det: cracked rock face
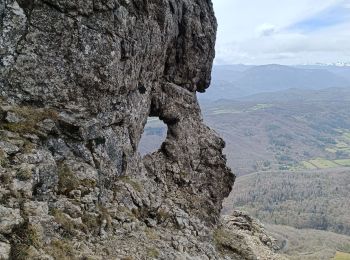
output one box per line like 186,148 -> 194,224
0,0 -> 281,259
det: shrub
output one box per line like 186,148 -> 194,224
58,163 -> 80,195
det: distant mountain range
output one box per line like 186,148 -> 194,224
240,87 -> 350,103
200,64 -> 350,101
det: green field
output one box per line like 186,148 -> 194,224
343,131 -> 350,142
298,129 -> 350,170
208,103 -> 274,115
300,158 -> 350,170
326,148 -> 338,153
334,159 -> 350,167
246,103 -> 274,112
301,161 -> 318,170
333,251 -> 350,260
325,130 -> 350,156
308,158 -> 339,169
210,108 -> 241,115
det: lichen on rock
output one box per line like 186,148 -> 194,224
0,0 -> 282,259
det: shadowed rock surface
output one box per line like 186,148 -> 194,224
1,0 -> 281,259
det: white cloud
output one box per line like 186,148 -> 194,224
212,0 -> 349,64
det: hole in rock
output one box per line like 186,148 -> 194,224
139,117 -> 167,155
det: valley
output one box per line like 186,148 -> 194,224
139,65 -> 350,259
202,95 -> 350,175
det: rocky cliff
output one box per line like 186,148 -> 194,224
0,0 -> 282,259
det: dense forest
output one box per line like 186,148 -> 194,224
225,169 -> 350,235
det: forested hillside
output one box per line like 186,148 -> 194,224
224,168 -> 350,235
266,224 -> 350,260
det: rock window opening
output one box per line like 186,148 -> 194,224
138,117 -> 167,155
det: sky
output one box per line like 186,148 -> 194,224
212,0 -> 350,65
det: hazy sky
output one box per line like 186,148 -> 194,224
212,0 -> 350,65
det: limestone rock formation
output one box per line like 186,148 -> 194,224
0,0 -> 282,259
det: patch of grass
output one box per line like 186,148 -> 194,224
333,251 -> 350,260
53,209 -> 76,235
46,239 -> 77,260
10,222 -> 43,260
58,162 -> 97,195
0,148 -> 9,167
145,227 -> 159,240
25,224 -> 42,248
213,228 -> 235,253
118,176 -> 142,192
81,212 -> 99,233
213,228 -> 249,256
23,140 -> 35,153
147,247 -> 160,258
52,209 -> 84,237
16,166 -> 32,181
1,106 -> 57,135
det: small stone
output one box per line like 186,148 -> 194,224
10,179 -> 33,198
0,206 -> 23,234
37,119 -> 56,133
23,201 -> 49,217
22,134 -> 40,143
47,138 -> 72,160
100,219 -> 108,238
0,141 -> 20,155
145,218 -> 157,228
175,217 -> 189,229
69,189 -> 82,200
0,241 -> 11,260
54,199 -> 82,218
5,111 -> 22,123
0,130 -> 19,139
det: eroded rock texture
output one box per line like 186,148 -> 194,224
0,0 -> 282,259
